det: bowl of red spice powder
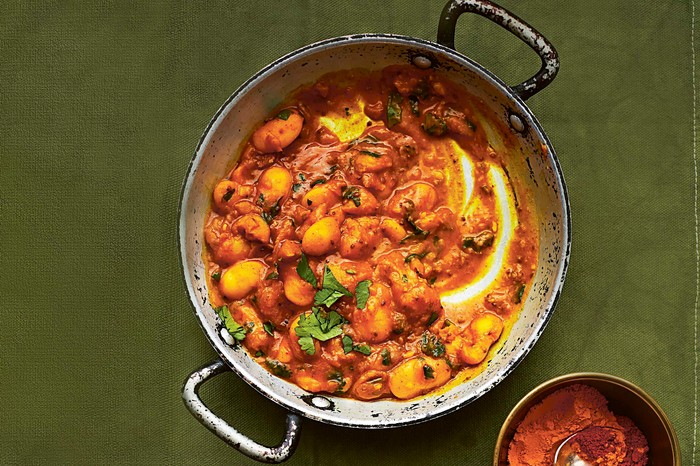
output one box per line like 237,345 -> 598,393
493,373 -> 680,466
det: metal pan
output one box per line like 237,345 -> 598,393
179,0 -> 570,462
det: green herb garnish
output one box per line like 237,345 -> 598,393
387,91 -> 402,128
222,188 -> 235,202
405,251 -> 429,264
277,109 -> 292,120
296,253 -> 318,287
514,283 -> 526,304
462,230 -> 495,252
422,112 -> 447,136
215,306 -> 247,342
381,348 -> 391,366
310,178 -> 326,187
263,321 -> 275,336
295,308 -> 347,355
328,370 -> 346,392
421,332 -> 445,358
342,186 -> 362,207
266,271 -> 279,280
342,335 -> 371,355
314,266 -> 353,307
409,95 -> 420,116
211,272 -> 221,281
292,183 -> 303,193
261,197 -> 282,224
423,364 -> 435,379
359,150 -> 381,158
427,312 -> 439,326
266,359 -> 292,378
255,350 -> 265,357
355,279 -> 372,309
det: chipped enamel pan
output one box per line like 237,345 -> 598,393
179,0 -> 569,462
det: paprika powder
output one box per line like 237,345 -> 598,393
507,384 -> 649,465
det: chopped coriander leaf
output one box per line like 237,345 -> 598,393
355,279 -> 372,309
422,112 -> 447,136
342,335 -> 371,355
409,95 -> 420,116
421,332 -> 446,357
294,308 -> 347,355
214,306 -> 247,342
423,364 -> 435,379
401,274 -> 408,283
314,288 -> 347,307
255,350 -> 265,357
296,253 -> 317,287
318,266 -> 352,298
313,266 -> 352,307
462,230 -> 495,252
400,201 -> 430,243
345,269 -> 356,275
359,150 -> 381,158
310,178 -> 326,187
342,335 -> 353,354
277,109 -> 292,120
414,80 -> 429,99
428,276 -> 437,285
292,183 -> 303,193
257,193 -> 265,206
299,173 -> 306,181
211,272 -> 221,281
266,359 -> 292,378
222,189 -> 235,202
328,370 -> 346,392
298,336 -> 316,355
328,164 -> 339,174
261,198 -> 283,224
381,348 -> 391,366
342,186 -> 362,207
387,91 -> 403,128
266,271 -> 279,280
513,283 -> 526,304
263,321 -> 275,336
405,251 -> 429,264
427,312 -> 439,326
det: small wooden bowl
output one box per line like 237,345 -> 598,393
493,373 -> 680,465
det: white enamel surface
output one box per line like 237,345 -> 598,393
180,35 -> 569,428
441,166 -> 516,305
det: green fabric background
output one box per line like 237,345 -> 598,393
1,0 -> 698,464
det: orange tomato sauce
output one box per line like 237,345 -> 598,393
203,65 -> 538,400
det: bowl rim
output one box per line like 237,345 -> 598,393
492,372 -> 681,465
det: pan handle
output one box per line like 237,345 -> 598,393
182,360 -> 303,464
437,0 -> 559,100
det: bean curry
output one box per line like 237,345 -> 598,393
203,65 -> 538,400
